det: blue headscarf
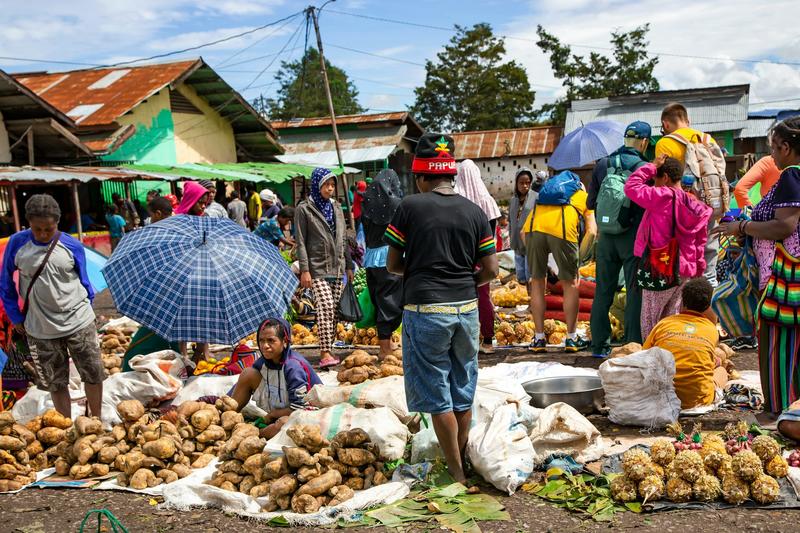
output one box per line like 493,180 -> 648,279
310,167 -> 336,231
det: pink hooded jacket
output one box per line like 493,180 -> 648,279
175,181 -> 209,215
624,163 -> 713,278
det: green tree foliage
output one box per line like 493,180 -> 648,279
410,23 -> 536,132
266,47 -> 365,120
535,24 -> 659,124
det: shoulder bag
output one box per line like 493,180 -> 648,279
636,195 -> 680,291
21,232 -> 62,317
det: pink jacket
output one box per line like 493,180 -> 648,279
624,163 -> 713,278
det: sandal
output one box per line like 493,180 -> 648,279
319,356 -> 340,369
479,344 -> 495,354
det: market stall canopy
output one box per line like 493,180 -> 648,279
276,145 -> 396,167
0,165 -> 139,184
120,162 -> 358,183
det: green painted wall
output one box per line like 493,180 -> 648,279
101,108 -> 177,164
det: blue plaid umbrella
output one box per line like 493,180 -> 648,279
548,120 -> 626,170
102,216 -> 297,344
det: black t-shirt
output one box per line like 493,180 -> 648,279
362,217 -> 387,250
385,192 -> 495,305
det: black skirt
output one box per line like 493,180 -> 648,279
366,267 -> 403,339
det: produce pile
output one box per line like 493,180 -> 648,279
491,282 -> 529,308
494,319 -> 590,346
611,422 -> 787,506
99,325 -> 137,376
206,424 -> 388,513
0,411 -> 68,491
337,350 -> 403,385
352,268 -> 367,296
292,324 -> 320,346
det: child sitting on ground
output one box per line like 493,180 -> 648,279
230,317 -> 321,438
643,277 -> 727,409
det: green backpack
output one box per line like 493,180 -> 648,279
596,155 -> 638,235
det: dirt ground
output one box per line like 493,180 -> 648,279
1,290 -> 794,532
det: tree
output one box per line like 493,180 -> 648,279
535,24 -> 660,124
410,23 -> 536,132
265,47 -> 365,120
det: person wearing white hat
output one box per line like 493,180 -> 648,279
259,189 -> 282,220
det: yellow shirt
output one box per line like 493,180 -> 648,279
655,127 -> 717,164
248,192 -> 262,222
521,189 -> 592,243
643,311 -> 718,409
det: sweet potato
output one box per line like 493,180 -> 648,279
373,470 -> 388,486
69,464 -> 93,480
35,427 -> 65,447
296,469 -> 342,497
286,425 -> 328,453
130,468 -> 158,490
319,457 -> 348,476
25,440 -> 43,458
221,411 -> 244,432
342,351 -> 377,369
269,474 -> 298,498
263,457 -> 289,480
176,401 -> 208,419
316,495 -> 331,507
14,450 -> 29,464
157,469 -> 178,484
337,367 -> 369,384
345,476 -> 364,490
283,446 -> 316,468
329,484 -> 354,506
31,453 -> 48,471
75,442 -> 96,465
220,460 -> 245,474
142,437 -> 177,460
117,451 -> 145,477
243,453 -> 268,477
116,400 -> 146,423
219,480 -> 237,492
330,429 -> 370,450
215,396 -> 238,413
234,436 -> 266,461
115,440 -> 131,454
191,453 -> 215,469
0,436 -> 25,452
25,417 -> 43,434
12,424 -> 36,446
336,448 -> 376,467
239,475 -> 256,494
191,409 -> 220,432
97,446 -> 120,465
90,435 -> 117,454
92,464 -> 110,477
383,355 -> 402,367
0,479 -> 23,492
0,413 -> 15,430
250,482 -> 271,498
181,440 -> 196,455
170,463 -> 192,479
197,425 -> 225,444
54,458 -> 70,476
141,456 -> 166,470
75,416 -> 103,436
291,493 -> 321,514
380,364 -> 403,378
297,463 -> 324,483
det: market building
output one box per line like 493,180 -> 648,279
450,126 -> 563,199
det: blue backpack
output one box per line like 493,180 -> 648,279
536,170 -> 582,206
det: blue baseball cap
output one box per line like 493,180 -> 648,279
624,121 -> 652,139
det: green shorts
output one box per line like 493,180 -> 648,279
526,231 -> 579,281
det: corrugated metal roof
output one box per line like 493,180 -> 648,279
565,84 -> 750,135
740,117 -> 776,139
0,166 -> 139,183
450,126 -> 562,160
15,60 -> 198,127
276,145 -> 396,166
273,112 -> 407,129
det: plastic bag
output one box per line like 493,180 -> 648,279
598,347 -> 681,428
306,376 -> 410,423
337,281 -> 363,323
529,402 -> 607,466
355,286 -> 376,328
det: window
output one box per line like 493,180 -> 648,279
170,90 -> 203,114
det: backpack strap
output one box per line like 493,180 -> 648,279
665,133 -> 689,146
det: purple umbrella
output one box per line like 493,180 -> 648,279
548,120 -> 626,170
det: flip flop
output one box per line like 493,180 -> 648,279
479,345 -> 496,354
319,356 -> 340,369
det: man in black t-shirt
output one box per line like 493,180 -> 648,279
385,133 -> 498,486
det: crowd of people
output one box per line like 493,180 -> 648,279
3,102 -> 800,485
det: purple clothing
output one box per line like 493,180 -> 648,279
752,166 -> 800,289
624,163 -> 713,278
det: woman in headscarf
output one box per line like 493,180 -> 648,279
361,170 -> 404,358
295,168 -> 354,368
508,168 -> 541,292
456,159 -> 501,354
175,181 -> 209,216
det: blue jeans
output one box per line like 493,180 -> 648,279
402,307 -> 479,414
515,253 -> 530,283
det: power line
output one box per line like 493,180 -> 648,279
0,56 -> 99,67
325,43 -> 426,67
216,13 -> 303,68
325,8 -> 800,68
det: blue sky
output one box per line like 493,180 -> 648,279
2,0 -> 800,116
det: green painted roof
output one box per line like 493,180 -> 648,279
121,162 -> 347,184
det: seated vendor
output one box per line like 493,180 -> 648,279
643,278 -> 725,409
778,400 -> 800,442
231,317 -> 321,439
254,207 -> 296,249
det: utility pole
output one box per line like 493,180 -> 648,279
308,3 -> 354,228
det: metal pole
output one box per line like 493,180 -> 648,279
309,5 -> 353,227
26,129 -> 34,166
71,182 -> 83,242
9,185 -> 20,232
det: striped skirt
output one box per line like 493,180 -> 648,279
759,321 -> 800,413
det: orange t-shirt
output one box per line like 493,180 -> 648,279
643,311 -> 718,409
734,155 -> 781,207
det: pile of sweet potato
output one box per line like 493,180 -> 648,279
99,325 -> 136,376
336,350 -> 403,385
173,396 -> 244,468
0,409 -> 72,479
206,424 -> 389,514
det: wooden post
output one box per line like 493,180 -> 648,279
26,129 -> 34,166
309,6 -> 353,228
71,182 -> 83,242
9,184 -> 20,232
124,181 -> 131,201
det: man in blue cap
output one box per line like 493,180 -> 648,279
586,120 -> 651,358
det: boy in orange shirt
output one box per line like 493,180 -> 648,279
643,277 -> 725,409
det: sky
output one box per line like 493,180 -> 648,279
2,0 -> 799,119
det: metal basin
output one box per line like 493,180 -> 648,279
522,375 -> 604,415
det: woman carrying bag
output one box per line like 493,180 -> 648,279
715,117 -> 800,414
295,168 -> 354,368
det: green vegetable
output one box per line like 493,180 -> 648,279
353,268 -> 367,296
